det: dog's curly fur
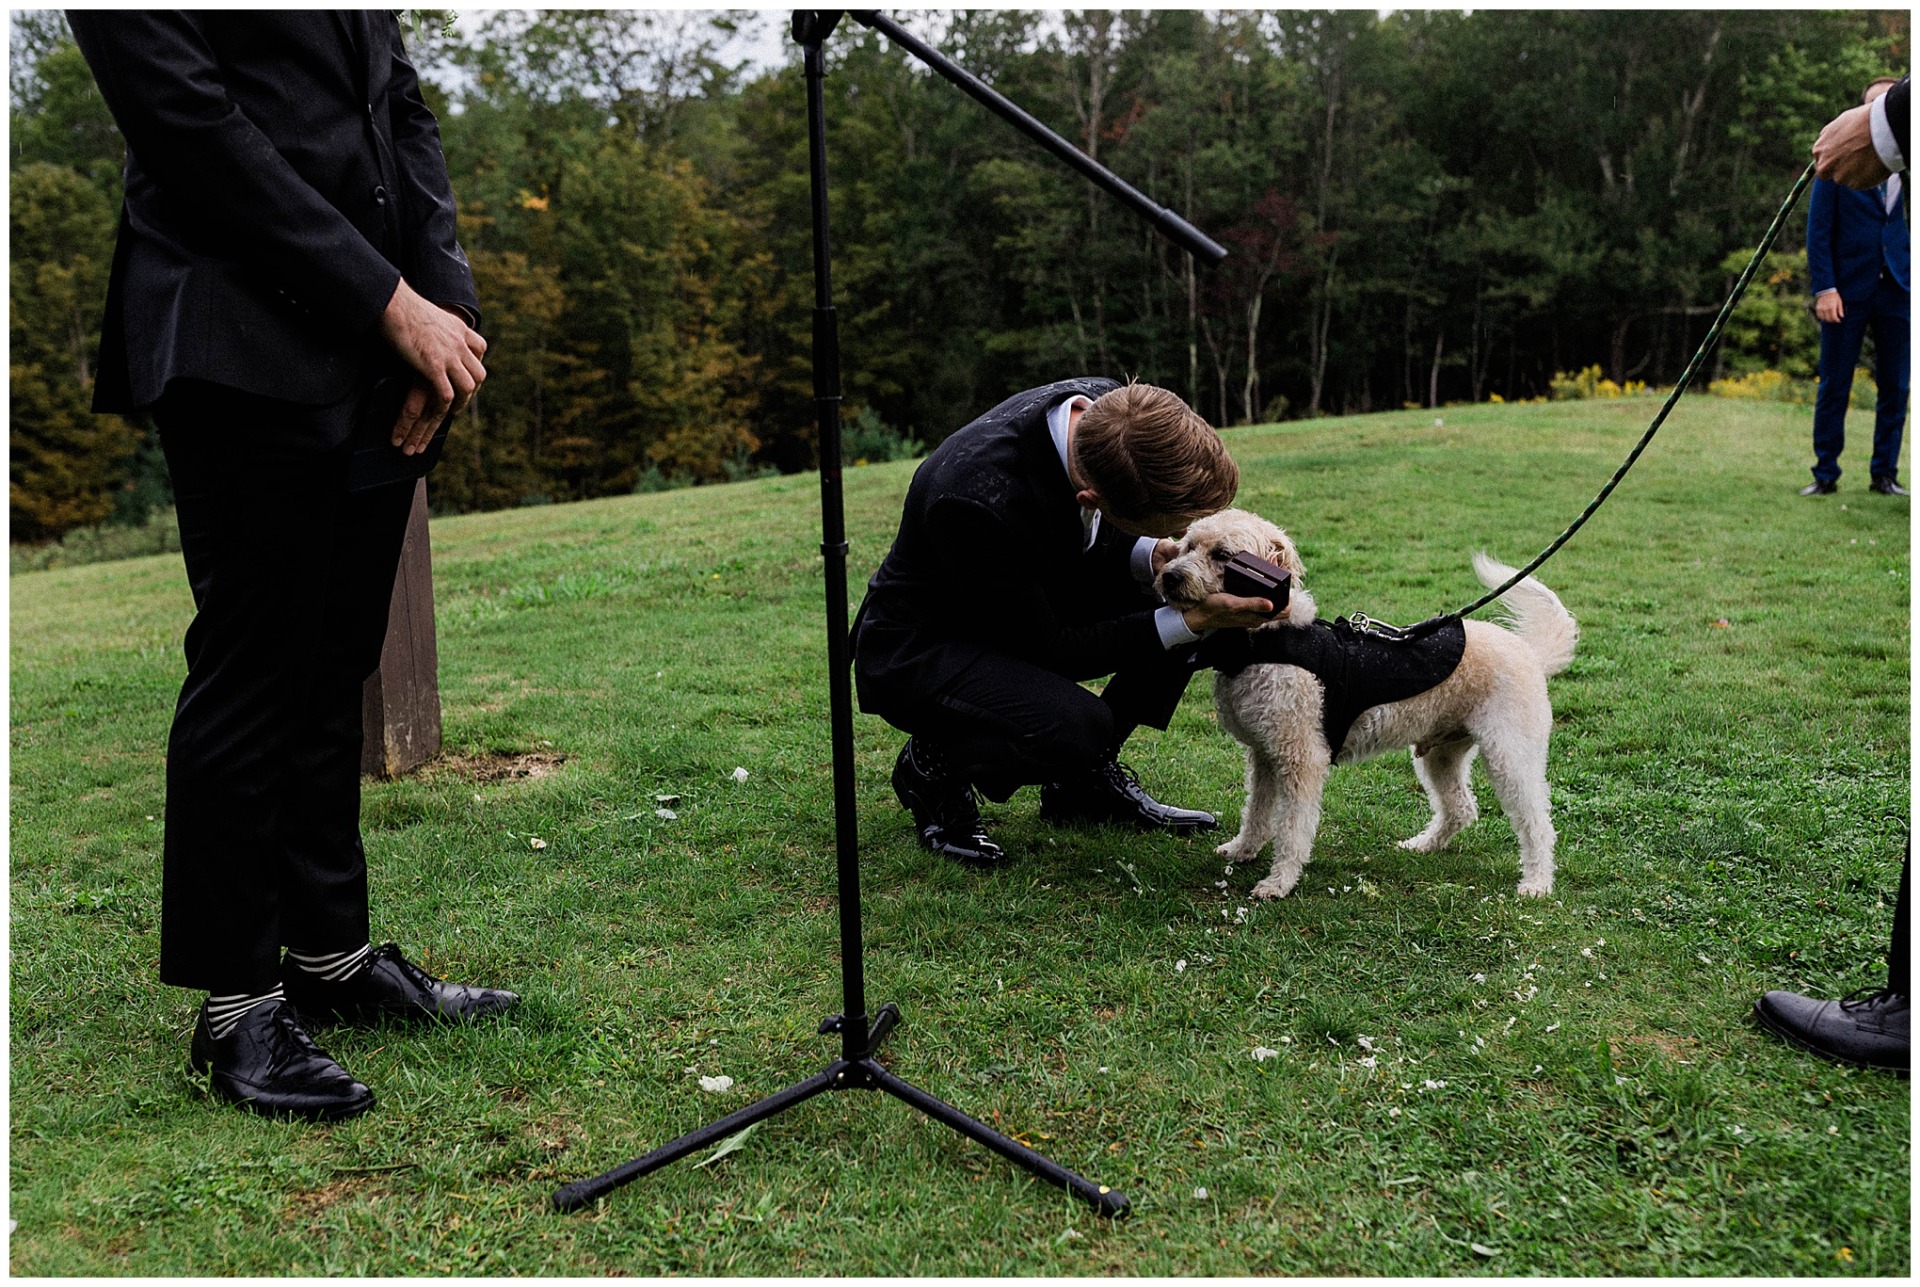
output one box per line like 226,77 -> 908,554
1158,509 -> 1579,900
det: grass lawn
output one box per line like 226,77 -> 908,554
9,395 -> 1910,1275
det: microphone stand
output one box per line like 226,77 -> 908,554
554,8 -> 1226,1222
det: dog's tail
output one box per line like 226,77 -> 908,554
1472,553 -> 1578,677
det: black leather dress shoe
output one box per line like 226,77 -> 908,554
1753,987 -> 1909,1076
891,738 -> 1008,867
1039,761 -> 1218,834
1869,476 -> 1909,496
1798,479 -> 1838,495
284,943 -> 520,1025
189,999 -> 375,1121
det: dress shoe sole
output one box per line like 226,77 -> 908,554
288,999 -> 520,1027
1750,1000 -> 1911,1077
1040,809 -> 1219,835
190,1062 -> 379,1121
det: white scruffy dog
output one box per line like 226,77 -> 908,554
1158,509 -> 1579,900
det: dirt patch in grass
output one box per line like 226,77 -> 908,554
429,751 -> 568,783
284,1174 -> 396,1222
1612,1033 -> 1703,1063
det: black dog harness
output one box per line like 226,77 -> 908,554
1200,618 -> 1468,756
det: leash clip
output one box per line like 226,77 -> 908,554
1341,611 -> 1416,642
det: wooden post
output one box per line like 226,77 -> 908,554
361,478 -> 441,778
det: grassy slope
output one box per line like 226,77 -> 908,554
9,397 -> 1909,1275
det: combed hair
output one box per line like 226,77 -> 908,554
1071,382 -> 1238,526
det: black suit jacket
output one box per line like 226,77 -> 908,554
852,378 -> 1171,725
69,11 -> 479,412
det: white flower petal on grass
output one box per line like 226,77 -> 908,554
1175,960 -> 1187,973
1359,1056 -> 1378,1069
1545,1022 -> 1560,1033
1193,1187 -> 1209,1200
529,837 -> 548,850
655,793 -> 681,806
1357,1036 -> 1376,1051
1389,1107 -> 1401,1118
655,808 -> 678,820
731,767 -> 750,783
699,1075 -> 734,1093
1251,1046 -> 1280,1062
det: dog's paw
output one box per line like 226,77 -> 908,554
1516,879 -> 1554,898
1215,838 -> 1257,862
1250,874 -> 1296,901
1397,833 -> 1441,854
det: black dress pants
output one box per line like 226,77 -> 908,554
898,645 -> 1199,802
152,379 -> 416,994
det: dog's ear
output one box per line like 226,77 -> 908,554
1264,525 -> 1305,581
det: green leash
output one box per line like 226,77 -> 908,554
1354,161 -> 1819,642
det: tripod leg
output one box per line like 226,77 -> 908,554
553,1064 -> 844,1212
864,1060 -> 1131,1219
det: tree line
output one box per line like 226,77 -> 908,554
9,8 -> 1905,542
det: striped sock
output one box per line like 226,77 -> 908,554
205,986 -> 285,1040
287,943 -> 372,983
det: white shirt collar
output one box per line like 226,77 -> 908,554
1047,395 -> 1099,550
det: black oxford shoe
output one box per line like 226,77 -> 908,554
1753,987 -> 1909,1076
1869,476 -> 1909,496
891,739 -> 1008,867
1039,761 -> 1218,834
284,943 -> 520,1025
189,999 -> 375,1121
1798,479 -> 1838,495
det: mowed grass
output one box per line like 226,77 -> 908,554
9,396 -> 1909,1275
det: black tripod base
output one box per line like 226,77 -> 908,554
552,1026 -> 1130,1218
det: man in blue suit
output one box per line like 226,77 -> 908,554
1802,77 -> 1910,496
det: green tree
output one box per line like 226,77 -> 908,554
10,162 -> 139,540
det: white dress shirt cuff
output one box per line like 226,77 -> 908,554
1130,536 -> 1158,586
1155,605 -> 1200,649
1870,90 -> 1906,174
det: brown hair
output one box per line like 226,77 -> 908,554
1071,382 -> 1238,527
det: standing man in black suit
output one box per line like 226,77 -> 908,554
853,380 -> 1279,865
70,12 -> 519,1121
1752,75 -> 1911,1075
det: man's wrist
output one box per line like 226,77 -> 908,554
1156,605 -> 1202,649
1130,536 -> 1158,588
1870,90 -> 1907,174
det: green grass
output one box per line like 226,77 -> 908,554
9,396 -> 1909,1275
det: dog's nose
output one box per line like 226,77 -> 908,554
1161,567 -> 1187,598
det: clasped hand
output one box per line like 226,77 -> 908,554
379,279 -> 489,454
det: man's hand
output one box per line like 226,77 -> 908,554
1814,290 -> 1846,324
1150,538 -> 1179,576
380,279 -> 488,454
1812,102 -> 1893,188
1183,592 -> 1283,633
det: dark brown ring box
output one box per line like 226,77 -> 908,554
1222,551 -> 1291,614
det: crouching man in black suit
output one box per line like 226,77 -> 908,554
70,11 -> 518,1122
853,380 -> 1278,865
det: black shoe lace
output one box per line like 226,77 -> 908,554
1838,985 -> 1904,1012
263,1003 -> 327,1066
1104,760 -> 1146,796
375,944 -> 444,994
